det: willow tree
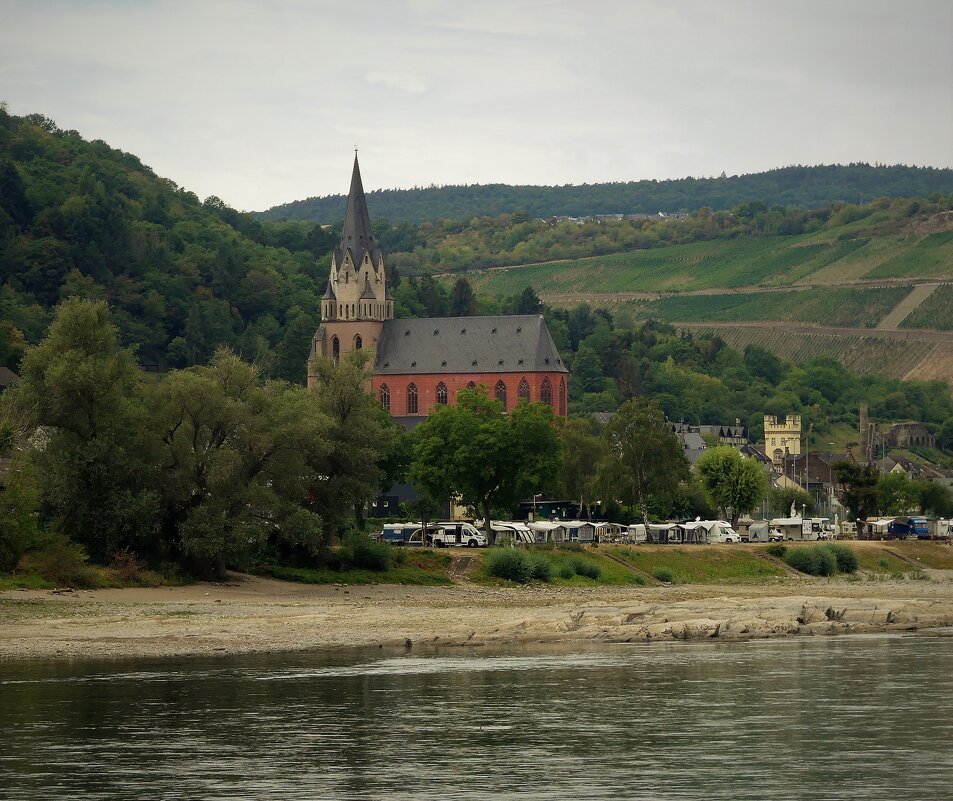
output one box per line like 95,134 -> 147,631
598,397 -> 688,525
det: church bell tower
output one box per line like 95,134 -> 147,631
308,155 -> 393,385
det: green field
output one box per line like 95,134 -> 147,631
461,233 -> 953,297
631,286 -> 909,328
606,546 -> 785,583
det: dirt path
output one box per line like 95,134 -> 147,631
877,283 -> 940,329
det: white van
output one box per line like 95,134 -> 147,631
431,522 -> 487,548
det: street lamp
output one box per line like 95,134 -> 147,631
531,493 -> 543,521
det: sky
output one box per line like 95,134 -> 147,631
2,0 -> 952,212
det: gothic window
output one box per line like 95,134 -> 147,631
559,378 -> 567,417
495,380 -> 507,410
407,383 -> 418,415
380,384 -> 390,411
331,336 -> 340,363
354,334 -> 363,350
436,382 -> 448,405
518,377 -> 530,402
541,377 -> 552,406
466,381 -> 476,390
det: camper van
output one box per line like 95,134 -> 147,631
887,517 -> 929,540
431,522 -> 487,548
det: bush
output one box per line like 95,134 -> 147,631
557,562 -> 576,580
784,546 -> 837,577
824,544 -> 858,573
28,538 -> 99,588
653,568 -> 674,583
340,531 -> 395,572
570,557 -> 602,580
527,554 -> 553,582
484,548 -> 531,583
766,543 -> 787,558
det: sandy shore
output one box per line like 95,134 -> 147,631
4,571 -> 953,662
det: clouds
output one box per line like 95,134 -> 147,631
1,0 -> 951,211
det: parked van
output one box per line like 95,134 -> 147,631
431,522 -> 487,548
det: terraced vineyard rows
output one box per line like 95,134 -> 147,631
630,286 -> 909,328
687,326 -> 937,379
462,233 -> 953,297
867,232 -> 953,279
900,284 -> 953,330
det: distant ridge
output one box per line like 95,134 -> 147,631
254,164 -> 953,224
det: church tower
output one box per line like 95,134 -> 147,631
308,155 -> 394,386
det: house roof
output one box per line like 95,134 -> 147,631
374,315 -> 569,375
0,367 -> 19,387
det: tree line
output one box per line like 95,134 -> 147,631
255,164 -> 953,224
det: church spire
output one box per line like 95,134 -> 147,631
339,153 -> 375,268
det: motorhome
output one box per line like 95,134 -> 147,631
770,517 -> 814,541
431,522 -> 487,548
703,521 -> 742,544
381,522 -> 428,546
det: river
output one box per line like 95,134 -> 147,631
2,635 -> 952,800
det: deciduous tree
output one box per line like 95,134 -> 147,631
695,446 -> 768,528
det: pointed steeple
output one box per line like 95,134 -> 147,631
339,153 -> 375,268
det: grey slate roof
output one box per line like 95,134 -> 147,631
322,280 -> 336,300
374,315 -> 568,375
360,274 -> 377,299
334,155 -> 379,268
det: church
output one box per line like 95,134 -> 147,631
307,156 -> 569,421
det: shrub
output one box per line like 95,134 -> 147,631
784,546 -> 836,577
653,568 -> 674,583
527,554 -> 553,582
340,531 -> 395,572
571,557 -> 601,580
823,544 -> 858,574
766,543 -> 787,558
557,562 -> 576,580
633,574 -> 647,586
29,538 -> 99,588
484,548 -> 531,583
878,558 -> 891,571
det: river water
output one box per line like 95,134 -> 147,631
2,635 -> 953,800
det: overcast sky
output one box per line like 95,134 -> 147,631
3,0 -> 952,211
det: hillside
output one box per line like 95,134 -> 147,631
0,108 -> 336,381
255,164 -> 953,224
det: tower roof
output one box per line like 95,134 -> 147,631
322,280 -> 336,300
360,273 -> 377,299
337,154 -> 376,267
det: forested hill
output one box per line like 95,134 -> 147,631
0,108 -> 336,381
256,164 -> 953,224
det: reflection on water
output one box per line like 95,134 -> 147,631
2,636 -> 953,800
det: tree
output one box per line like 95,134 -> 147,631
877,471 -> 919,515
515,286 -> 542,315
833,461 -> 880,522
597,397 -> 689,525
0,453 -> 41,572
449,276 -> 477,317
916,480 -> 953,517
410,388 -> 561,541
307,350 -> 399,535
149,348 -> 328,577
10,298 -> 160,561
570,345 -> 606,394
695,446 -> 768,528
559,418 -> 608,509
768,486 -> 814,517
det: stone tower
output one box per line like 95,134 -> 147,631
308,155 -> 394,386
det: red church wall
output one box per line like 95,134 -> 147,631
371,372 -> 568,419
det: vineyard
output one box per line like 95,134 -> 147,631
462,231 -> 953,298
685,326 -> 938,379
632,286 -> 910,328
901,284 -> 953,330
866,232 -> 953,279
